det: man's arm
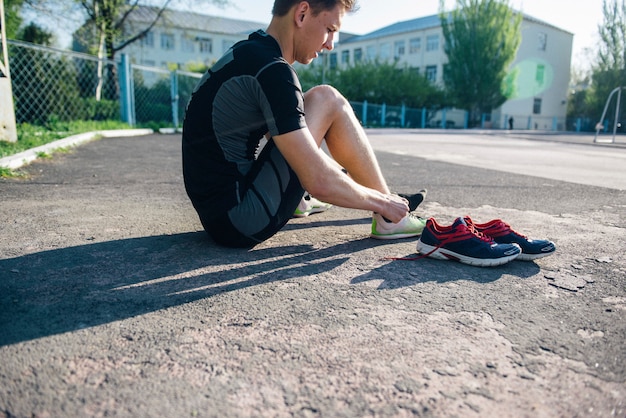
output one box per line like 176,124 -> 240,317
273,128 -> 410,223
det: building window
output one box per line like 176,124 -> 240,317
341,50 -> 350,65
354,48 -> 362,63
198,37 -> 213,53
160,33 -> 175,50
535,64 -> 545,86
409,37 -> 421,54
181,37 -> 194,53
379,43 -> 391,60
366,45 -> 377,61
329,52 -> 338,69
141,32 -> 154,48
426,34 -> 439,52
394,40 -> 406,58
538,32 -> 547,51
425,65 -> 437,82
533,98 -> 542,114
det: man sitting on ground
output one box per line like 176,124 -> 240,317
182,0 -> 425,247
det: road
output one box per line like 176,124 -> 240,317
0,130 -> 624,417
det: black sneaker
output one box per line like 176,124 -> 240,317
463,216 -> 556,261
416,217 -> 521,267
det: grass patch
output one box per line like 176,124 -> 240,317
0,165 -> 28,178
0,166 -> 16,178
0,120 -> 131,159
36,151 -> 51,159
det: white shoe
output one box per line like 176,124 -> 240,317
370,212 -> 426,240
293,194 -> 332,218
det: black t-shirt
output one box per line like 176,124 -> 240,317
182,30 -> 307,216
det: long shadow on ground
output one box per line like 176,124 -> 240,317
0,218 -> 541,346
0,230 -> 347,346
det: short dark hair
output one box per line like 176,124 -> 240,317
272,0 -> 358,17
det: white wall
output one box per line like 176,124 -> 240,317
121,23 -> 246,69
332,15 -> 573,128
495,20 -> 573,129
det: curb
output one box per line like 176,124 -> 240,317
0,129 -> 154,170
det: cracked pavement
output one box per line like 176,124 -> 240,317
1,131 -> 624,417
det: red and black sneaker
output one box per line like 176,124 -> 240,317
463,217 -> 556,261
416,217 -> 521,267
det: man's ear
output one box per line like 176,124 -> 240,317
294,1 -> 309,26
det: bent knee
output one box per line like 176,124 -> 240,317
304,85 -> 348,110
305,84 -> 341,97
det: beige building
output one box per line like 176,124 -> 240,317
329,13 -> 573,129
120,6 -> 265,70
118,7 -> 573,130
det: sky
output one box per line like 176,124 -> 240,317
38,0 -> 605,71
199,0 -> 605,70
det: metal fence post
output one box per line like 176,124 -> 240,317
170,69 -> 179,128
421,108 -> 426,128
119,54 -> 135,126
362,100 -> 367,127
381,103 -> 386,127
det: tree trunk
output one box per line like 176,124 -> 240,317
95,27 -> 105,101
104,34 -> 120,101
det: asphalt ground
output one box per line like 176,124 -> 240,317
0,130 -> 624,417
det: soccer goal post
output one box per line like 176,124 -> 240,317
594,86 -> 624,144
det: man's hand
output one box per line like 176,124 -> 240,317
379,194 -> 410,224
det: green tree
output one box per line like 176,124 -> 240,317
17,21 -> 54,45
439,0 -> 521,126
298,60 -> 446,108
587,0 -> 625,122
2,0 -> 23,39
567,67 -> 592,123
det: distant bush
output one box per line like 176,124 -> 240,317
82,98 -> 120,121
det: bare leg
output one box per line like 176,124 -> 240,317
302,86 -> 426,240
304,85 -> 390,194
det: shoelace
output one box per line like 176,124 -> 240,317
464,222 -> 497,243
384,222 -> 493,261
470,219 -> 528,240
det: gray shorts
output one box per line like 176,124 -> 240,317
200,139 -> 304,248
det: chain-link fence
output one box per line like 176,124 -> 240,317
126,63 -> 201,127
8,40 -> 120,125
6,40 -> 605,133
6,40 -> 202,129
